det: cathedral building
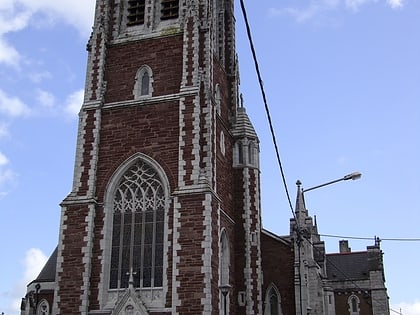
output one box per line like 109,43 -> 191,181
21,0 -> 389,314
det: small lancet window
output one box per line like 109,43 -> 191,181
161,0 -> 179,20
264,284 -> 282,315
348,295 -> 360,315
237,142 -> 243,164
134,65 -> 153,99
215,84 -> 221,115
141,71 -> 149,96
127,0 -> 145,26
248,142 -> 254,165
37,300 -> 49,315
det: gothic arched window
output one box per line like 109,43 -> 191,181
348,295 -> 360,315
264,284 -> 282,315
110,159 -> 165,289
215,84 -> 221,115
36,300 -> 49,315
134,66 -> 153,99
220,230 -> 230,314
220,230 -> 230,286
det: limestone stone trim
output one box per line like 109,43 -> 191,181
79,202 -> 97,315
72,111 -> 87,194
201,193 -> 213,314
241,167 -> 254,313
52,206 -> 68,314
172,197 -> 182,314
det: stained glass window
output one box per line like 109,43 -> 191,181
110,160 -> 165,289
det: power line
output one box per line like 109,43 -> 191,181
237,2 -> 401,315
238,0 -> 295,218
320,233 -> 420,242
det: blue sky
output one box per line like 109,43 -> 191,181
0,0 -> 419,314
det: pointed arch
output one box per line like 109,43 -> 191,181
134,65 -> 153,99
348,294 -> 360,315
36,299 -> 49,315
264,283 -> 283,315
219,228 -> 230,314
220,229 -> 230,286
100,153 -> 170,311
215,84 -> 221,115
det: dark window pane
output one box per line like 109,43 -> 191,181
143,267 -> 151,287
145,210 -> 154,223
112,223 -> 121,246
110,270 -> 118,289
161,0 -> 179,20
155,244 -> 163,267
141,72 -> 149,95
144,245 -> 152,268
121,268 -> 129,288
127,0 -> 145,26
154,266 -> 163,287
144,223 -> 153,244
110,248 -> 120,269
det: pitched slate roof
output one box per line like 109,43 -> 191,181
326,251 -> 369,281
231,107 -> 258,139
32,246 -> 57,283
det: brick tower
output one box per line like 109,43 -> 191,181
23,0 -> 262,314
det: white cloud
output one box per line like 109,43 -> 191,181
392,301 -> 420,315
28,70 -> 53,83
387,0 -> 403,9
0,151 -> 8,166
15,0 -> 95,37
270,0 -> 404,23
4,248 -> 48,315
0,0 -> 94,67
22,248 -> 48,282
0,6 -> 32,67
64,89 -> 83,117
0,151 -> 16,198
0,37 -> 21,67
345,0 -> 378,11
268,0 -> 340,23
36,88 -> 55,108
0,89 -> 31,117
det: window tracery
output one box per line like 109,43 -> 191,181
110,160 -> 165,289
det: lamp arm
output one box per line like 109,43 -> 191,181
302,178 -> 344,193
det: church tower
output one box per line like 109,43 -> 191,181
22,0 -> 262,314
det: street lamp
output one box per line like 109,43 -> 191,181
295,171 -> 361,315
219,284 -> 231,315
301,172 -> 361,193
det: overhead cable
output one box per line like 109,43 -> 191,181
238,0 -> 295,218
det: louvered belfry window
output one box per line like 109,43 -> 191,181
127,0 -> 146,26
110,160 -> 165,289
161,0 -> 179,20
